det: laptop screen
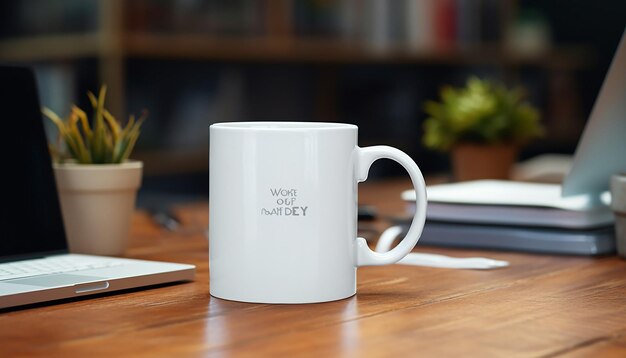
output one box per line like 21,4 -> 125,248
0,67 -> 68,261
562,28 -> 626,197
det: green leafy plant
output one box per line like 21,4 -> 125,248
43,85 -> 146,164
422,77 -> 543,151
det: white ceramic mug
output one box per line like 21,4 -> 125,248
209,122 -> 427,303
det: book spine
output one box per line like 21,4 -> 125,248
435,0 -> 458,50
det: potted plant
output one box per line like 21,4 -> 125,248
43,86 -> 146,256
423,77 -> 543,181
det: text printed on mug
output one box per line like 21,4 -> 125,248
261,188 -> 309,217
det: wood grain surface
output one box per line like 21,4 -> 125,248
1,178 -> 625,357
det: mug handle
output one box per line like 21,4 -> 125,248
355,146 -> 427,266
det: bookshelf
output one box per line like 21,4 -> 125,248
0,0 -> 595,175
0,32 -> 591,67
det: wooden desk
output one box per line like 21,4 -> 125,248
2,179 -> 626,357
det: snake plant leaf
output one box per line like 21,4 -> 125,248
43,107 -> 79,161
42,107 -> 65,130
87,91 -> 98,108
72,105 -> 92,140
90,115 -> 106,163
103,129 -> 115,163
68,110 -> 90,163
113,138 -> 129,163
90,86 -> 108,163
103,109 -> 121,142
116,114 -> 146,163
123,114 -> 136,133
120,128 -> 141,162
112,114 -> 135,163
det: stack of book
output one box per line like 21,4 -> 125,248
402,180 -> 615,255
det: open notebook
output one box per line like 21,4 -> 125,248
403,180 -> 613,229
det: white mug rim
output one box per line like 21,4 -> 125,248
210,121 -> 357,131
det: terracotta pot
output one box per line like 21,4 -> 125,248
451,143 -> 518,181
53,161 -> 143,256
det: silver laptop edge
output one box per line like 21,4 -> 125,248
562,27 -> 626,197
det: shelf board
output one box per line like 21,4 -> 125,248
0,32 -> 593,69
123,33 -> 593,68
0,33 -> 101,61
133,148 -> 208,175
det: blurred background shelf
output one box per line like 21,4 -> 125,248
0,33 -> 593,67
0,34 -> 101,61
124,35 -> 595,68
133,149 -> 208,175
1,0 -> 624,197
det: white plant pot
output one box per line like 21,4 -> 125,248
53,161 -> 143,256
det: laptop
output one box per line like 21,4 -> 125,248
398,28 -> 626,254
0,67 -> 195,309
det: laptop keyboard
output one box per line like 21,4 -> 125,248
0,256 -> 123,281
